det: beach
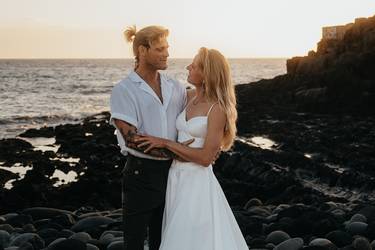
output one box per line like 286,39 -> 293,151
1,106 -> 375,249
1,15 -> 375,250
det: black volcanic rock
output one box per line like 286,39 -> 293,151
238,15 -> 375,115
19,127 -> 55,138
0,138 -> 33,160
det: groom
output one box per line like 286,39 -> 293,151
110,25 -> 188,250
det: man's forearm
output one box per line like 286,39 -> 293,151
135,145 -> 184,160
119,127 -> 135,141
133,144 -> 187,161
119,129 -> 176,159
116,122 -> 186,160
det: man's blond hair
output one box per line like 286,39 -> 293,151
124,25 -> 169,69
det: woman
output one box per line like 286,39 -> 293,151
135,47 -> 248,250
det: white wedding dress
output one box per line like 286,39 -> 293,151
159,103 -> 248,250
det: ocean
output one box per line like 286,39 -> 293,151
0,58 -> 286,138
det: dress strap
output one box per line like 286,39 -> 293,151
206,102 -> 218,117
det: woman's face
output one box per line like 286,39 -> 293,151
186,56 -> 204,87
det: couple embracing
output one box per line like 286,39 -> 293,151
110,25 -> 248,250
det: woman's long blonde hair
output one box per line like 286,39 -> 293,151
123,25 -> 169,69
196,47 -> 237,151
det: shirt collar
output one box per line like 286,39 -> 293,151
128,70 -> 173,108
128,70 -> 143,83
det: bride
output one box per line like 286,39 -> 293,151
135,47 -> 248,250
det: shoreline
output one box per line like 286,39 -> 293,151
1,108 -> 375,249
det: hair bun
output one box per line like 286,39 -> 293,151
124,25 -> 137,43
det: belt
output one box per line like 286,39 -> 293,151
125,154 -> 173,173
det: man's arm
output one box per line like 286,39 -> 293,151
113,119 -> 138,148
113,118 -> 180,158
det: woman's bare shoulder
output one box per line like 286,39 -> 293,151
208,103 -> 226,121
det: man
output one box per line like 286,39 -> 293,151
110,25 -> 188,250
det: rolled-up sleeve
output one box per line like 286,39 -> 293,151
110,84 -> 138,128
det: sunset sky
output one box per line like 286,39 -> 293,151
1,0 -> 374,58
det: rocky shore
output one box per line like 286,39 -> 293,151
236,15 -> 375,115
1,15 -> 375,250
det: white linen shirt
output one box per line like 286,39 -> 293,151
110,71 -> 187,160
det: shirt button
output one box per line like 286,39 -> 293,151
134,170 -> 139,175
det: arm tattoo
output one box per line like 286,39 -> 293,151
124,129 -> 137,142
119,127 -> 137,149
118,126 -> 186,160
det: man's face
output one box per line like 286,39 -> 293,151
143,37 -> 169,70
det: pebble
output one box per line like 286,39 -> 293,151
350,214 -> 367,223
266,230 -> 290,245
345,222 -> 368,236
352,237 -> 371,250
274,237 -> 304,250
71,216 -> 115,232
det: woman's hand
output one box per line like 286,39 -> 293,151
135,135 -> 170,153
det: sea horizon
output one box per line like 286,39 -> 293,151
0,57 -> 289,60
0,58 -> 287,138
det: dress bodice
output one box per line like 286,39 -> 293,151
176,109 -> 208,148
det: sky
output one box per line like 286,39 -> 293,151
0,0 -> 374,58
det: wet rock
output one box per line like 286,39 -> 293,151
0,225 -> 14,234
18,127 -> 55,138
346,222 -> 368,236
234,212 -> 264,236
0,139 -> 32,159
244,198 -> 263,210
107,241 -> 124,250
22,224 -> 36,233
8,233 -> 44,249
69,232 -> 92,243
365,222 -> 375,241
5,215 -> 33,228
0,230 -> 10,248
358,206 -> 375,223
57,229 -> 74,239
22,207 -> 73,221
86,243 -> 100,250
47,238 -> 86,250
309,238 -> 337,250
352,237 -> 371,250
325,230 -> 352,248
37,228 -> 59,240
274,237 -> 304,250
350,214 -> 367,223
266,230 -> 291,245
248,237 -> 266,248
50,214 -> 76,228
71,216 -> 115,232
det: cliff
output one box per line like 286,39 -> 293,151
237,15 -> 375,114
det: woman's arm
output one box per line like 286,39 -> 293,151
136,104 -> 226,167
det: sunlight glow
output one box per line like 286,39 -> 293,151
1,0 -> 374,58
